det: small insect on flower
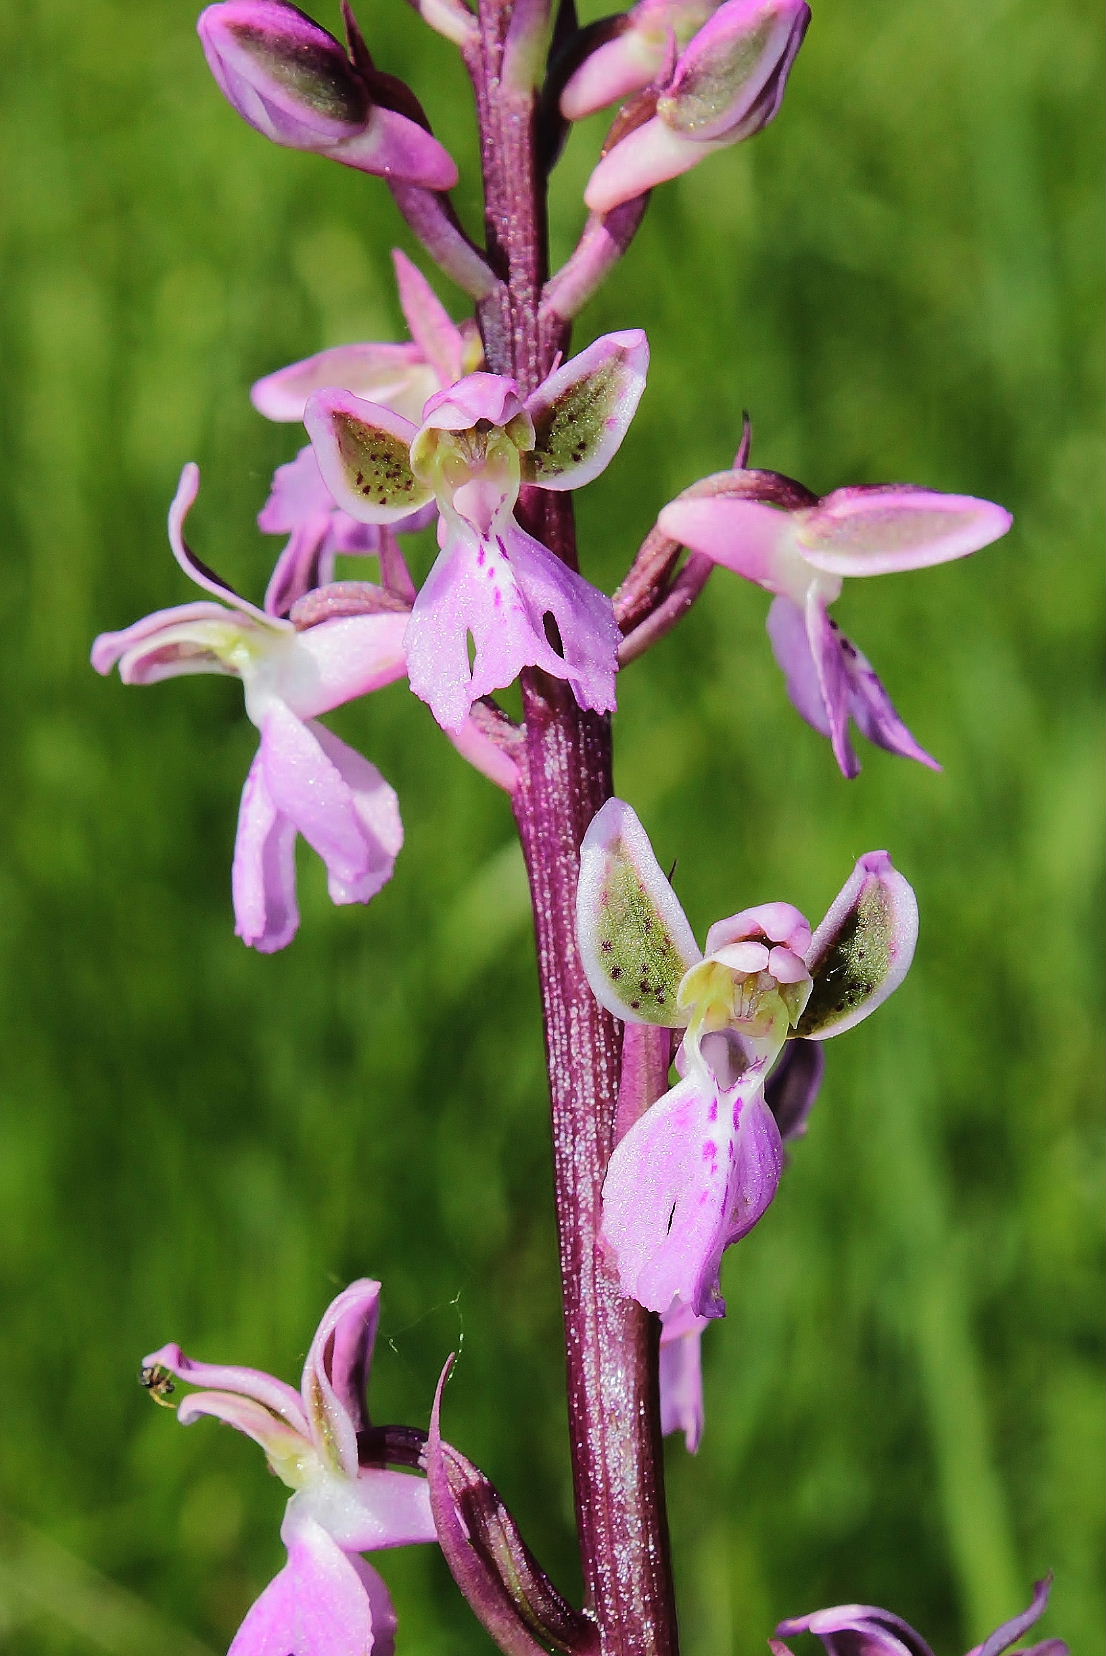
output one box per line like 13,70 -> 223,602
138,1364 -> 177,1407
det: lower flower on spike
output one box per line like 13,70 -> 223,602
773,1573 -> 1069,1656
577,799 -> 918,1319
142,1281 -> 438,1656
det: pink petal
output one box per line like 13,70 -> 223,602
421,372 -> 526,432
659,494 -> 803,595
704,900 -> 811,957
280,612 -> 407,720
504,526 -> 621,716
521,330 -> 650,491
404,522 -> 618,732
584,116 -> 721,214
601,1069 -> 784,1317
659,1300 -> 709,1452
328,104 -> 459,191
764,594 -> 833,737
660,0 -> 811,144
840,629 -> 941,771
392,249 -> 467,386
296,1470 -> 437,1553
802,588 -> 859,778
174,1389 -> 310,1467
227,1511 -> 387,1656
168,462 -> 270,621
91,602 -> 252,684
560,29 -> 668,120
776,1603 -> 937,1656
233,748 -> 301,952
258,707 -> 401,905
301,1281 -> 381,1476
143,1340 -> 308,1435
252,343 -> 431,423
795,485 -> 1013,578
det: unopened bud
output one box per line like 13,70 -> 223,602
584,0 -> 808,213
198,0 -> 458,188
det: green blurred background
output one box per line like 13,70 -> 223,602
0,0 -> 1102,1650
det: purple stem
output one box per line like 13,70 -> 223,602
468,1 -> 680,1649
542,195 -> 651,325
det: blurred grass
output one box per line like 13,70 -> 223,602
0,0 -> 1101,1652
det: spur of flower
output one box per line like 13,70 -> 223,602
92,464 -> 406,952
577,798 -> 917,1319
252,251 -> 478,615
306,330 -> 648,731
142,1280 -> 437,1656
659,467 -> 1012,775
773,1574 -> 1069,1656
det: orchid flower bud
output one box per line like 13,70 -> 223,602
198,0 -> 458,188
584,0 -> 809,214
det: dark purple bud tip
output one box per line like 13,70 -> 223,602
199,0 -> 370,145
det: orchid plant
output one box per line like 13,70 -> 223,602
93,0 -> 1065,1652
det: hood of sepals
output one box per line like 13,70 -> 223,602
411,408 -> 536,536
676,911 -> 812,1056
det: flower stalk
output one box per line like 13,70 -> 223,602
461,0 -> 680,1645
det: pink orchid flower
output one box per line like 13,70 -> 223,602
583,0 -> 810,214
577,799 -> 917,1320
660,469 -> 1013,776
773,1574 -> 1069,1656
198,0 -> 457,188
143,1281 -> 437,1656
252,253 -> 479,616
92,465 -> 406,951
305,331 -> 648,731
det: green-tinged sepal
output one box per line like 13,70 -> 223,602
795,850 -> 918,1040
304,391 -> 434,523
521,331 -> 650,491
577,798 -> 701,1024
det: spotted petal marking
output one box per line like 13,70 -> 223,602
577,799 -> 700,1026
796,850 -> 918,1040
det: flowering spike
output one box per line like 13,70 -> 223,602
577,798 -> 701,1025
521,329 -> 650,491
427,1361 -> 593,1656
584,0 -> 809,212
197,0 -> 458,188
796,851 -> 919,1041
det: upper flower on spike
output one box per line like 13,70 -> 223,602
198,0 -> 458,187
306,330 -> 648,730
143,1281 -> 438,1656
253,253 -> 479,616
659,468 -> 1012,776
774,1574 -> 1069,1656
577,798 -> 917,1317
561,0 -> 721,121
583,0 -> 810,214
92,465 -> 406,951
